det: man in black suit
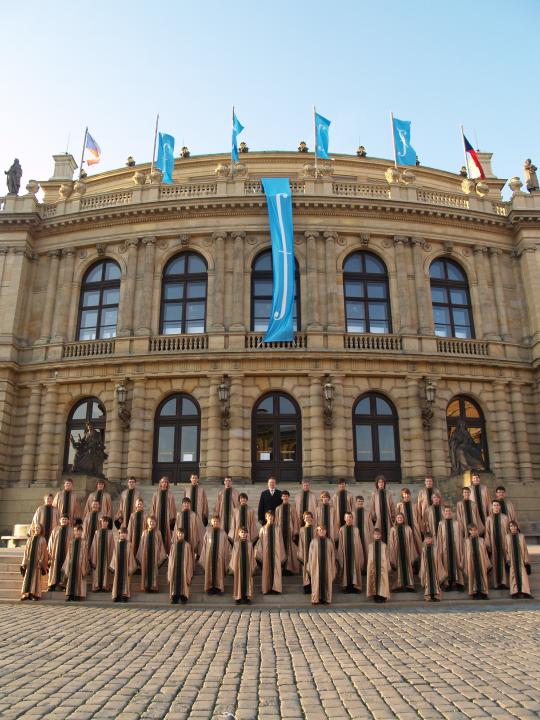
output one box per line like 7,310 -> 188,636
258,477 -> 283,526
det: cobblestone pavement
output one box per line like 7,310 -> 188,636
2,604 -> 540,720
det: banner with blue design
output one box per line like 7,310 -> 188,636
315,111 -> 331,159
392,116 -> 417,166
261,178 -> 295,343
156,132 -> 175,183
231,111 -> 244,163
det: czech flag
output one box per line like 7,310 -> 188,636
463,135 -> 485,179
85,131 -> 102,166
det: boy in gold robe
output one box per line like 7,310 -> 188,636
168,528 -> 194,603
151,477 -> 177,554
229,527 -> 257,604
336,512 -> 363,593
32,494 -> 59,543
63,524 -> 90,601
307,525 -> 336,605
137,516 -> 167,592
229,493 -> 259,545
90,516 -> 115,592
184,473 -> 209,527
506,521 -> 533,599
275,490 -> 300,574
213,476 -> 239,537
20,523 -> 48,601
110,526 -> 137,602
388,512 -> 417,592
419,532 -> 443,601
48,515 -> 72,591
464,524 -> 491,600
200,515 -> 231,594
256,511 -> 286,595
366,528 -> 391,603
297,511 -> 315,594
369,476 -> 395,545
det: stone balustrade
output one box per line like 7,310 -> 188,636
80,190 -> 133,211
149,334 -> 209,352
62,339 -> 116,358
436,337 -> 489,356
344,333 -> 403,351
244,333 -> 308,349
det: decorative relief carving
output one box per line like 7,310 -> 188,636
156,239 -> 168,250
443,241 -> 454,254
96,243 -> 106,257
246,236 -> 257,245
79,250 -> 88,259
179,233 -> 189,248
360,233 -> 370,247
202,236 -> 214,247
382,238 -> 393,249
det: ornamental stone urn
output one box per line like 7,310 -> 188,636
508,176 -> 523,193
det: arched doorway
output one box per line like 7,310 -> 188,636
353,393 -> 401,482
252,392 -> 302,483
153,394 -> 200,484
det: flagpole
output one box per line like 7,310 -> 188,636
313,105 -> 318,178
390,112 -> 398,169
150,113 -> 159,175
460,125 -> 470,178
79,127 -> 88,179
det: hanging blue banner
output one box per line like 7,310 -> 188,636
392,116 -> 417,166
156,132 -> 175,183
261,178 -> 295,343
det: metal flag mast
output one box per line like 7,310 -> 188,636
313,105 -> 318,178
231,104 -> 235,177
79,127 -> 88,179
460,125 -> 470,179
390,112 -> 398,169
150,113 -> 160,175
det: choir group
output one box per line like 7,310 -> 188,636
19,472 -> 533,606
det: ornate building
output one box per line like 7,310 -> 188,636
0,151 -> 538,513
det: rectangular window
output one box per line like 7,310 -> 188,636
164,283 -> 183,301
102,288 -> 120,305
186,281 -> 206,299
180,425 -> 198,461
430,287 -> 447,304
378,426 -> 396,461
367,282 -> 386,299
279,424 -> 297,462
345,280 -> 364,298
82,291 -> 100,307
157,426 -> 175,463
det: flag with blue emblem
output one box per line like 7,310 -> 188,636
156,132 -> 175,183
315,111 -> 331,160
261,178 -> 295,343
392,116 -> 417,166
232,110 -> 244,163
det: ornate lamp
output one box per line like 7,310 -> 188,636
323,375 -> 334,427
218,375 -> 230,428
115,382 -> 131,430
421,377 -> 437,429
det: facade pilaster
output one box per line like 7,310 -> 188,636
205,377 -> 223,480
405,378 -> 427,480
38,250 -> 61,343
393,236 -> 413,333
411,238 -> 433,334
211,232 -> 226,331
20,384 -> 42,485
492,381 -> 515,479
305,231 -> 322,329
229,233 -> 245,330
429,392 -> 449,480
51,249 -> 76,342
509,382 -> 534,484
106,387 -> 125,484
517,245 -> 540,359
35,383 -> 59,484
488,248 -> 510,341
135,237 -> 155,335
330,375 -> 348,480
118,238 -> 139,336
126,380 -> 146,477
473,245 -> 498,340
227,375 -> 245,478
308,376 -> 325,479
323,232 -> 340,331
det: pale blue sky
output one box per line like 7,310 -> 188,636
1,0 -> 538,191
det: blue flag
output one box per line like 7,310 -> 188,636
232,112 -> 244,163
315,112 -> 331,160
261,178 -> 295,343
392,117 -> 417,166
156,132 -> 175,183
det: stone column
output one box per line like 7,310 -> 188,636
35,383 -> 59,484
205,377 -> 223,480
135,237 -> 155,335
0,247 -> 8,288
106,387 -> 124,484
51,249 -> 76,342
492,381 -> 515,479
323,232 -> 340,330
126,380 -> 146,477
212,232 -> 226,331
517,246 -> 540,352
473,245 -> 498,339
308,376 -> 326,479
38,250 -> 61,343
330,376 -> 348,480
405,378 -> 427,479
230,232 -> 245,331
429,391 -> 449,480
488,248 -> 510,341
393,236 -> 414,333
305,231 -> 321,329
118,238 -> 139,336
411,238 -> 433,334
509,382 -> 534,484
228,375 -> 245,478
19,384 -> 42,485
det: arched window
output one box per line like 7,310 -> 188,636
252,392 -> 302,482
447,395 -> 489,470
353,393 -> 401,482
64,397 -> 106,471
153,393 -> 200,484
343,252 -> 391,333
77,260 -> 121,340
429,258 -> 474,338
160,252 -> 207,335
251,250 -> 301,332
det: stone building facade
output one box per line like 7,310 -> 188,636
0,151 -> 538,513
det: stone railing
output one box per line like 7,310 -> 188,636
332,183 -> 390,199
436,338 -> 488,356
160,183 -> 217,199
149,334 -> 209,352
344,333 -> 403,351
243,181 -> 305,195
416,189 -> 469,209
492,202 -> 508,217
80,191 -> 133,211
41,204 -> 58,218
62,339 -> 116,358
245,333 -> 308,349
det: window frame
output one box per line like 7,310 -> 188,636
250,249 -> 301,333
159,252 -> 208,335
429,257 -> 475,339
76,260 -> 121,341
343,251 -> 392,334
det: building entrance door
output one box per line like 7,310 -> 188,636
252,392 -> 302,483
